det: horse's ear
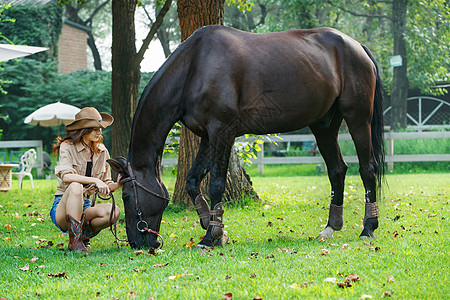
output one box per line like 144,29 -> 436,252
107,156 -> 128,176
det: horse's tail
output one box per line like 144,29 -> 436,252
361,44 -> 385,189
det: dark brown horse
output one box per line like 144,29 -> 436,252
108,25 -> 385,249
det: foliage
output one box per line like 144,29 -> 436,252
0,57 -> 154,152
0,3 -> 63,61
231,0 -> 449,96
1,174 -> 449,298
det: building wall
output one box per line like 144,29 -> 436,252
57,23 -> 88,74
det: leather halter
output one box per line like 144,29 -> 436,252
118,163 -> 170,249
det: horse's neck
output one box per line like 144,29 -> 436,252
130,81 -> 182,169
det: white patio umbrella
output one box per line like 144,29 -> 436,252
24,102 -> 81,127
0,44 -> 48,62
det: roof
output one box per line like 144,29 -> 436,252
1,0 -> 53,6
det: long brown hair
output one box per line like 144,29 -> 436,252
52,128 -> 104,157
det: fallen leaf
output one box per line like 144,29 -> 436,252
126,291 -> 136,298
319,249 -> 329,255
106,275 -> 113,279
387,276 -> 395,283
290,283 -> 300,289
133,268 -> 141,272
223,293 -> 232,300
253,297 -> 263,300
265,254 -> 275,259
169,273 -> 184,280
4,237 -> 11,241
169,233 -> 177,238
383,291 -> 394,297
100,263 -> 106,267
30,256 -> 38,262
263,205 -> 271,210
47,272 -> 67,278
19,265 -> 30,271
134,250 -> 144,256
337,281 -> 352,288
250,273 -> 257,278
4,224 -> 11,230
323,277 -> 337,283
360,294 -> 372,299
346,273 -> 360,282
152,263 -> 169,268
225,275 -> 232,280
36,265 -> 45,268
185,238 -> 196,250
182,216 -> 188,221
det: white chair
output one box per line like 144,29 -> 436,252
12,149 -> 36,190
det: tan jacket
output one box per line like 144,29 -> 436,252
55,141 -> 113,198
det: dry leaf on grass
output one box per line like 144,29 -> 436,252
47,272 -> 67,278
387,276 -> 395,283
152,263 -> 169,268
223,293 -> 232,300
360,294 -> 372,299
19,265 -> 29,271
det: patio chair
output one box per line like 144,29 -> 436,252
12,149 -> 36,190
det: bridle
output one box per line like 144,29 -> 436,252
117,163 -> 171,249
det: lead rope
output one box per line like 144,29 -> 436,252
92,190 -> 127,243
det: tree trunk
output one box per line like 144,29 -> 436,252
111,0 -> 141,158
173,0 -> 258,205
390,0 -> 409,130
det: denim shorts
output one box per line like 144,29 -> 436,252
49,195 -> 92,233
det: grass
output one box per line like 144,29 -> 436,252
1,173 -> 449,299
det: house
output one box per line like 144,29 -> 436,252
2,0 -> 89,74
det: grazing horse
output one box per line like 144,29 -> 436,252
108,25 -> 385,249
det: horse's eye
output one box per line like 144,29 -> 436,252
122,194 -> 132,203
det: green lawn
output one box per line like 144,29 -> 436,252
1,173 -> 449,299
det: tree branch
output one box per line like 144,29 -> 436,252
327,0 -> 392,21
85,0 -> 110,27
135,0 -> 173,66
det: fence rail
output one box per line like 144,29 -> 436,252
161,131 -> 450,175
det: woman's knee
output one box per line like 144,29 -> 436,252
66,182 -> 84,198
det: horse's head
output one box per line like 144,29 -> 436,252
108,157 -> 169,249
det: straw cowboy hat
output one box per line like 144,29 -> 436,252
66,107 -> 114,131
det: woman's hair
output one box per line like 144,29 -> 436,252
52,128 -> 104,157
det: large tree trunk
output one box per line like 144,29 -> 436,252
390,0 -> 409,130
173,0 -> 258,205
111,0 -> 141,158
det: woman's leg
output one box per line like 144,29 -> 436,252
55,182 -> 84,231
83,203 -> 120,231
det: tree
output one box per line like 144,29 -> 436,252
110,0 -> 172,159
172,0 -> 258,205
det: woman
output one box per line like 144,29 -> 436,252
50,107 -> 121,252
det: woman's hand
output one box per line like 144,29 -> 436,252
108,174 -> 123,193
95,178 -> 110,196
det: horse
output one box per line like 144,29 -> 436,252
108,25 -> 385,249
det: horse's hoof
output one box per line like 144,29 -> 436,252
196,243 -> 212,250
213,230 -> 229,247
317,226 -> 335,239
359,230 -> 375,239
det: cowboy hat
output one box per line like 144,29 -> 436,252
66,107 -> 114,131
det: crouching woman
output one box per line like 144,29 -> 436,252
50,107 -> 121,252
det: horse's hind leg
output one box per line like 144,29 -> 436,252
186,138 -> 211,230
343,107 -> 379,238
310,113 -> 348,239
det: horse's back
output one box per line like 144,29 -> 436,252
181,26 -> 376,135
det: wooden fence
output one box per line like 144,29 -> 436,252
162,131 -> 450,175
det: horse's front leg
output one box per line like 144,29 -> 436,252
186,138 -> 211,230
196,133 -> 233,248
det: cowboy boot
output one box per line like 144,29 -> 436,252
66,214 -> 88,252
81,215 -> 100,247
194,194 -> 210,230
